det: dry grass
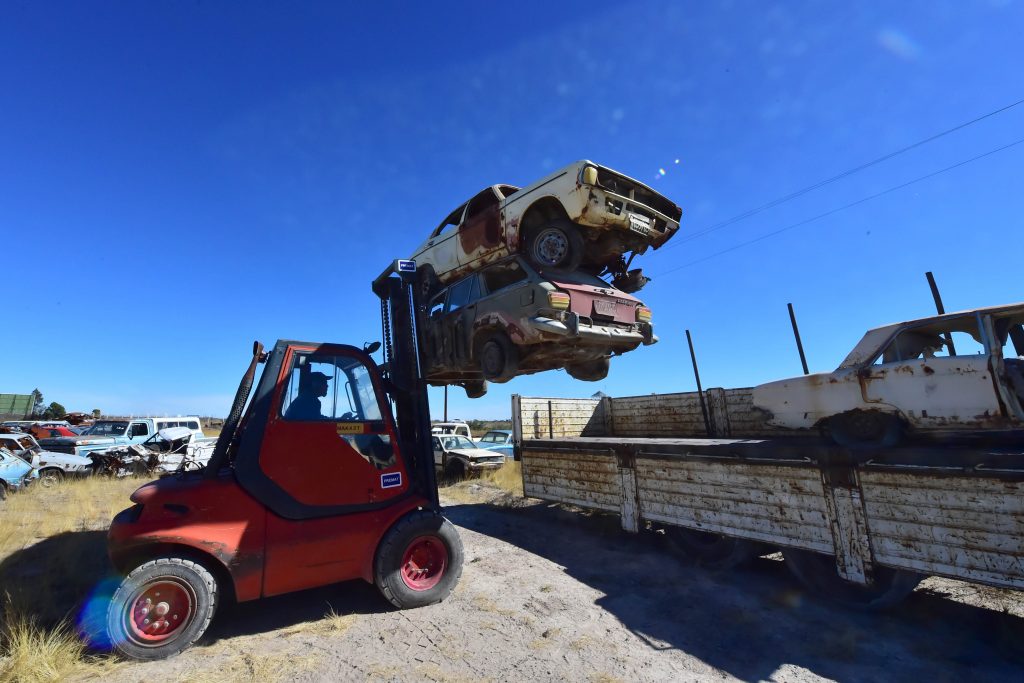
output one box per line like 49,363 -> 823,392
480,462 -> 523,497
0,475 -> 146,681
185,650 -> 320,683
281,605 -> 357,637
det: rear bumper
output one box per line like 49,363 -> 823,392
529,315 -> 657,346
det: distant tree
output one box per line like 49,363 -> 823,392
92,409 -> 102,419
30,388 -> 44,416
43,402 -> 67,419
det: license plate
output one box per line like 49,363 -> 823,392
628,213 -> 651,235
594,300 -> 617,317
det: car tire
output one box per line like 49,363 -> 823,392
374,510 -> 464,609
782,547 -> 922,610
527,220 -> 584,271
827,410 -> 903,448
0,483 -> 7,501
566,357 -> 610,381
106,556 -> 219,660
477,332 -> 519,383
39,468 -> 64,488
444,459 -> 466,482
463,381 -> 487,399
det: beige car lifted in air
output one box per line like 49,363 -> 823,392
410,160 -> 682,297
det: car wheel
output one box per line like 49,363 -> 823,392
827,410 -> 903,448
374,510 -> 464,609
416,265 -> 440,302
0,483 -> 7,501
463,381 -> 487,399
664,527 -> 767,570
782,547 -> 922,610
39,468 -> 64,488
444,459 -> 467,482
566,357 -> 610,381
527,221 -> 583,270
106,557 -> 219,660
477,333 -> 519,383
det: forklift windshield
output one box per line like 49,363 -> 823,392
281,352 -> 384,422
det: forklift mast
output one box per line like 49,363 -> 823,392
372,260 -> 439,507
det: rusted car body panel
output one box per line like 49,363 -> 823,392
420,257 -> 656,384
411,161 -> 682,285
518,434 -> 1024,591
753,303 -> 1024,434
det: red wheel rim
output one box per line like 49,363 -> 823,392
125,579 -> 195,645
400,535 -> 448,591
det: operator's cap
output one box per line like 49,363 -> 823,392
309,371 -> 331,382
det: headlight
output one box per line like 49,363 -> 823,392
581,165 -> 599,186
548,292 -> 570,310
636,306 -> 652,323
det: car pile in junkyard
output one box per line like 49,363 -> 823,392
0,421 -> 216,497
410,160 -> 682,397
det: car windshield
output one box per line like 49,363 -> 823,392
82,421 -> 129,436
440,436 -> 476,451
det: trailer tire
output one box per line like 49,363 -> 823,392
106,557 -> 219,660
664,527 -> 764,569
827,410 -> 903,448
375,510 -> 463,609
782,548 -> 922,610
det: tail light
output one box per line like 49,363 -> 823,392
636,306 -> 652,323
548,292 -> 570,310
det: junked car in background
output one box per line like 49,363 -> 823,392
753,303 -> 1024,446
433,434 -> 505,480
420,257 -> 656,397
0,447 -> 35,499
0,432 -> 93,485
430,421 -> 473,439
476,429 -> 514,460
92,427 -> 216,477
410,160 -> 682,297
38,416 -> 207,458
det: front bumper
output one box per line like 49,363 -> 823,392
530,315 -> 657,346
466,461 -> 504,472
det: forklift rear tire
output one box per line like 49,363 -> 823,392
374,510 -> 464,610
106,557 -> 218,660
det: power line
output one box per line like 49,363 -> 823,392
653,136 -> 1024,277
661,97 -> 1024,250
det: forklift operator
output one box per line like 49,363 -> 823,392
285,371 -> 331,420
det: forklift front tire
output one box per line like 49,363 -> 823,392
106,557 -> 218,660
374,510 -> 464,610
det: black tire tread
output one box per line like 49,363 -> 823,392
374,510 -> 464,610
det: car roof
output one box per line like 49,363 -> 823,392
484,429 -> 512,435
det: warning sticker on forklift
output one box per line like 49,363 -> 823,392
336,423 -> 365,435
381,472 -> 402,489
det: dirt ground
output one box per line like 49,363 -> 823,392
57,482 -> 1021,683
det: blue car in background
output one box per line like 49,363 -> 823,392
477,430 -> 514,460
0,446 -> 35,499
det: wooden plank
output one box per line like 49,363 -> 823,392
619,467 -> 640,533
646,513 -> 825,552
636,478 -> 826,508
863,501 -> 1024,534
861,473 -> 1024,497
523,483 -> 620,511
640,501 -> 833,551
870,555 -> 1024,590
871,536 -> 1024,575
638,490 -> 829,526
523,474 -> 620,495
868,518 -> 1024,555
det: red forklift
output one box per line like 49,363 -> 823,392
101,261 -> 464,660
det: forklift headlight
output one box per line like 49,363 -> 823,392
636,306 -> 652,323
548,292 -> 571,310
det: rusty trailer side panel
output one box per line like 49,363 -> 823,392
518,433 -> 1024,591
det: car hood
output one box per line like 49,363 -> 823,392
37,450 -> 93,466
449,447 -> 505,460
38,435 -> 117,447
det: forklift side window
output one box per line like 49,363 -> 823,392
281,353 -> 384,422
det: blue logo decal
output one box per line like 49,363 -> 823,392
381,472 -> 402,489
396,259 -> 416,272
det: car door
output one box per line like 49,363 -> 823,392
458,187 -> 506,269
861,314 -> 1003,429
432,436 -> 444,469
421,202 -> 468,280
440,276 -> 479,369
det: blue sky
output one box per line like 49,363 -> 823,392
2,1 -> 1022,420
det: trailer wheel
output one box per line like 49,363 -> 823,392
827,410 -> 903,448
664,527 -> 764,569
375,510 -> 463,609
782,548 -> 922,610
106,557 -> 218,660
